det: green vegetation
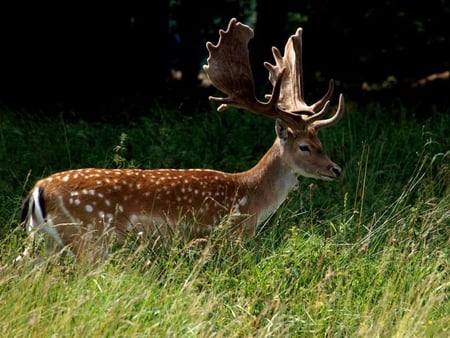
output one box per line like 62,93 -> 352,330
0,103 -> 448,337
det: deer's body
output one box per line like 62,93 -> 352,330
20,18 -> 344,260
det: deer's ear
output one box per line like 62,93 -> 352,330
275,119 -> 292,142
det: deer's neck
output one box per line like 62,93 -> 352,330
235,138 -> 299,225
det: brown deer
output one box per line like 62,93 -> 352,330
19,18 -> 344,260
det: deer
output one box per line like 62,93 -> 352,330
19,18 -> 344,262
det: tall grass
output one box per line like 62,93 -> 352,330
0,103 -> 448,337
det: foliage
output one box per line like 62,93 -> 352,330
0,103 -> 448,337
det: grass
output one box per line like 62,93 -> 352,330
0,101 -> 448,337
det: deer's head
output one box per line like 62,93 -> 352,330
203,18 -> 344,180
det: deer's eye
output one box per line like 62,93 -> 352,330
299,145 -> 310,152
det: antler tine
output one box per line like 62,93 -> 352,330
203,18 -> 280,118
310,94 -> 345,130
309,79 -> 335,112
302,79 -> 335,124
303,100 -> 331,124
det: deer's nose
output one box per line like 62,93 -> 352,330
330,165 -> 342,177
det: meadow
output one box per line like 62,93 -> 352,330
0,100 -> 448,337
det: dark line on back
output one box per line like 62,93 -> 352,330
38,187 -> 46,219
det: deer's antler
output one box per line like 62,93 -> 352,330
203,18 -> 344,131
203,19 -> 281,118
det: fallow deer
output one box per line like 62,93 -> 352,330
19,18 -> 344,260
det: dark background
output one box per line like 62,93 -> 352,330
0,1 -> 448,119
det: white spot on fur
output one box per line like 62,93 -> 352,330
233,204 -> 241,214
85,204 -> 93,212
239,196 -> 248,206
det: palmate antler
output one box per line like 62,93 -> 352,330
203,18 -> 344,131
